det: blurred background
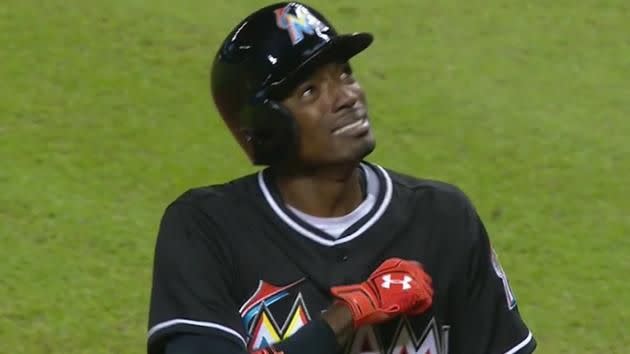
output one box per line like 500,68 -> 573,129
1,0 -> 628,353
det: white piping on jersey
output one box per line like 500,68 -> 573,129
147,318 -> 246,347
287,164 -> 379,239
505,331 -> 533,354
258,163 -> 393,247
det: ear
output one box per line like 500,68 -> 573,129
240,127 -> 272,143
239,127 -> 255,143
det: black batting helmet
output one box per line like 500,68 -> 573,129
211,2 -> 373,165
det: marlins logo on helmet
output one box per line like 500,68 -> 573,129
274,3 -> 330,45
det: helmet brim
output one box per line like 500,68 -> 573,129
267,32 -> 374,99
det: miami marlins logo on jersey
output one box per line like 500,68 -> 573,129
274,4 -> 330,45
240,279 -> 309,351
240,279 -> 450,354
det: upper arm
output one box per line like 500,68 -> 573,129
448,201 -> 536,354
147,202 -> 247,354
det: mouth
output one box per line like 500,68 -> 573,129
332,113 -> 370,136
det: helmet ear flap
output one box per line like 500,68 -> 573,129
247,100 -> 298,165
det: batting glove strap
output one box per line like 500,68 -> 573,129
331,282 -> 389,328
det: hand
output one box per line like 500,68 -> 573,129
330,258 -> 433,328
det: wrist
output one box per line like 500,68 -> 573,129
321,301 -> 354,346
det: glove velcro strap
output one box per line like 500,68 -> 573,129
331,283 -> 380,327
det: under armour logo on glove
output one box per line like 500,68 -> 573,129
331,258 -> 434,328
381,274 -> 412,290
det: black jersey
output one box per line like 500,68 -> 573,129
148,162 -> 536,354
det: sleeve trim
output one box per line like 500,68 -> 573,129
147,318 -> 246,347
505,331 -> 533,354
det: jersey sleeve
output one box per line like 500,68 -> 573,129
147,201 -> 247,354
448,205 -> 536,354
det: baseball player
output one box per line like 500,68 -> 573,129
147,2 -> 537,354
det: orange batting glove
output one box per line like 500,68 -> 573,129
330,258 -> 433,328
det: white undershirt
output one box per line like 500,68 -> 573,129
287,164 -> 380,239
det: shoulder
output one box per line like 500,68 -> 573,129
385,168 -> 476,217
153,173 -> 261,260
169,172 -> 259,212
383,168 -> 486,260
382,167 -> 483,245
158,172 -> 260,230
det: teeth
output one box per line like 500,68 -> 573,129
334,119 -> 364,135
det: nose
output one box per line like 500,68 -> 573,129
333,83 -> 359,113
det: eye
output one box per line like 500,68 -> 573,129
298,83 -> 317,101
301,85 -> 314,97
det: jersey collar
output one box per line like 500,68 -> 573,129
257,162 -> 393,246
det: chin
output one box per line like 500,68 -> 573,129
341,134 -> 376,163
300,134 -> 376,166
357,136 -> 376,160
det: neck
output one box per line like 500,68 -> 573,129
272,163 -> 365,218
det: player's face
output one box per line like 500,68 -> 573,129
281,61 -> 375,167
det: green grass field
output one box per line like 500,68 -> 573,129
2,0 -> 629,353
